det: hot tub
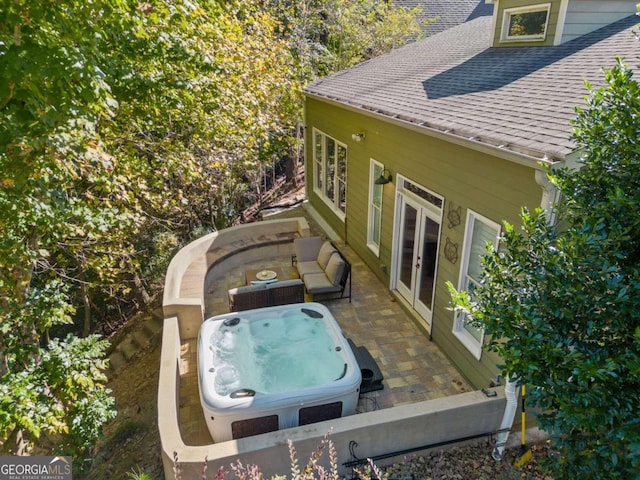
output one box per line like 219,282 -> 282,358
198,302 -> 361,442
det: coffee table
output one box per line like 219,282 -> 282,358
245,267 -> 286,285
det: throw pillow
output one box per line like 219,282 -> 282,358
325,253 -> 345,286
317,241 -> 337,269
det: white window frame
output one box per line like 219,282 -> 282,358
367,159 -> 384,256
501,3 -> 551,43
312,128 -> 347,220
453,210 -> 501,360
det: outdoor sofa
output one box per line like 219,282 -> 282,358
292,236 -> 352,302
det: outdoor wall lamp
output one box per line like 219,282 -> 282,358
375,169 -> 392,185
351,132 -> 365,142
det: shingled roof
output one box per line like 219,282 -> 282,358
395,0 -> 493,36
306,14 -> 639,163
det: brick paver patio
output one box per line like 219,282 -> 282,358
178,206 -> 472,445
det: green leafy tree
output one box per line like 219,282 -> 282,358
107,1 -> 301,233
0,0 -> 135,457
267,0 -> 427,80
0,334 -> 115,454
0,0 -> 302,458
448,59 -> 640,479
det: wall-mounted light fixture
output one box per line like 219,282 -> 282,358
375,169 -> 392,185
351,132 -> 365,142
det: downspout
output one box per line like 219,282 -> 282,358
492,375 -> 519,461
491,169 -> 558,462
535,169 -> 561,227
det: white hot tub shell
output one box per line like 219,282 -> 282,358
198,302 -> 361,443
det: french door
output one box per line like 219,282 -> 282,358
394,185 -> 443,332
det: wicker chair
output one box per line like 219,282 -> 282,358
228,284 -> 271,312
228,279 -> 304,312
268,279 -> 305,306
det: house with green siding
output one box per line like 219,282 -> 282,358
303,0 -> 639,389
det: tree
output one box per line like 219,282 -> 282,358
106,1 -> 302,233
0,0 -> 135,457
448,59 -> 640,479
0,0 -> 301,452
267,0 -> 427,80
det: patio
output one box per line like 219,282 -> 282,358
176,205 -> 472,446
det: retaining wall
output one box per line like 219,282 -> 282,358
159,217 -> 506,479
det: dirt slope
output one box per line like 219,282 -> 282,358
86,328 -> 164,479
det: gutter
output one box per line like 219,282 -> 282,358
305,92 -> 564,170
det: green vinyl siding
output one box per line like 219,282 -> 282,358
305,96 -> 543,389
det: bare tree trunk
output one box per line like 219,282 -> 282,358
284,153 -> 295,182
133,272 -> 151,305
2,428 -> 30,456
272,158 -> 276,187
295,121 -> 305,186
82,284 -> 91,337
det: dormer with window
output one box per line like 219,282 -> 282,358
487,0 -> 638,47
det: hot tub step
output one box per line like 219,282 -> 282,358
348,339 -> 384,394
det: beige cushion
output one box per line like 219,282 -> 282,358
231,283 -> 266,294
266,278 -> 303,289
324,253 -> 345,286
303,272 -> 340,293
317,242 -> 337,270
296,260 -> 324,278
293,236 -> 323,262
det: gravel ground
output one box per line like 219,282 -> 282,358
380,441 -> 553,480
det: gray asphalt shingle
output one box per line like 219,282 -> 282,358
306,14 -> 639,162
395,0 -> 493,36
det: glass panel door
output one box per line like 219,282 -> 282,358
394,192 -> 442,332
396,200 -> 418,297
417,215 -> 439,312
